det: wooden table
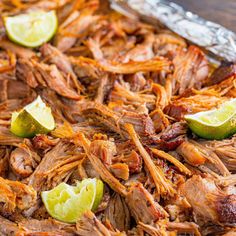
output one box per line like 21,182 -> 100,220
172,0 -> 236,32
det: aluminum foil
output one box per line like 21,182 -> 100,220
110,0 -> 236,62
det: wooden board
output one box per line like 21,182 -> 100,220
172,0 -> 236,32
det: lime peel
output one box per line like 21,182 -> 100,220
185,99 -> 236,140
4,10 -> 58,47
10,96 -> 55,138
91,179 -> 104,211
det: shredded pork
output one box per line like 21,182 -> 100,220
0,0 -> 236,235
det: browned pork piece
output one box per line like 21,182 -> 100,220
115,142 -> 143,174
0,49 -> 16,79
118,34 -> 155,62
0,39 -> 35,59
154,30 -> 187,51
55,4 -> 100,52
104,193 -> 131,232
155,121 -> 187,150
9,146 -> 41,178
216,76 -> 236,97
125,183 -> 168,224
0,0 -> 72,15
165,93 -> 228,120
178,139 -> 230,176
18,218 -> 76,236
0,80 -> 31,102
206,61 -> 236,86
0,98 -> 33,123
109,80 -> 156,110
0,215 -> 20,236
172,45 -> 209,95
0,177 -> 37,215
176,140 -> 207,166
125,123 -> 175,197
0,146 -> 9,177
80,101 -> 155,139
181,175 -> 236,226
138,221 -> 201,236
137,222 -> 164,236
218,178 -> 236,194
151,148 -> 191,176
0,126 -> 23,146
199,137 -> 236,172
28,141 -> 84,192
222,229 -> 236,236
71,55 -> 171,74
76,211 -> 125,236
40,44 -> 76,78
40,43 -> 83,93
17,58 -> 81,100
0,215 -> 76,236
166,221 -> 201,236
32,134 -> 59,152
78,133 -> 127,196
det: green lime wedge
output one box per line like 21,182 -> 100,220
41,178 -> 104,223
185,99 -> 236,140
4,10 -> 57,47
10,96 -> 55,138
76,178 -> 104,211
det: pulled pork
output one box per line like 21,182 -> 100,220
0,1 -> 235,235
0,177 -> 37,215
180,175 -> 236,226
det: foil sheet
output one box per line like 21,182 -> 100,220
110,0 -> 236,62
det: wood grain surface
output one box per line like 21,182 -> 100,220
172,0 -> 236,32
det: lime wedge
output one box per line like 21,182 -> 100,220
75,178 -> 103,211
4,10 -> 57,47
185,99 -> 236,140
10,96 -> 55,138
41,178 -> 104,223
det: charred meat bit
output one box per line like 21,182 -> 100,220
181,175 -> 236,226
206,61 -> 236,86
156,122 -> 187,150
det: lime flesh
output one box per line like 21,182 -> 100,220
41,179 -> 104,223
10,96 -> 55,138
185,99 -> 236,140
4,10 -> 57,47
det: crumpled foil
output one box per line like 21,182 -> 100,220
110,0 -> 236,62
